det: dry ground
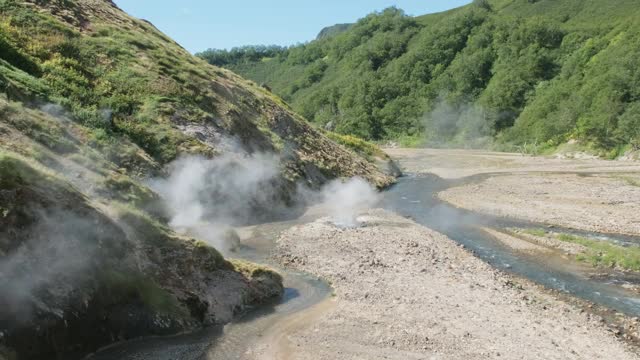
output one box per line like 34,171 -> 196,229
245,210 -> 638,360
388,148 -> 640,235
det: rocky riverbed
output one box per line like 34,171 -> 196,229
243,210 -> 639,359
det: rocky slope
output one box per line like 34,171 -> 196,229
0,1 -> 394,359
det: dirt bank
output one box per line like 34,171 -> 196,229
250,210 -> 638,359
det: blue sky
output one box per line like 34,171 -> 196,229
114,1 -> 471,53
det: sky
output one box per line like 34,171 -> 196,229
114,0 -> 471,54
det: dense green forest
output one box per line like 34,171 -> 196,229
198,0 -> 640,156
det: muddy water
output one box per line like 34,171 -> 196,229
382,173 -> 640,316
89,216 -> 331,360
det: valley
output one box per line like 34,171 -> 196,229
86,148 -> 640,359
2,0 -> 640,359
246,149 -> 640,360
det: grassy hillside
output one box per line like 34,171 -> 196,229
200,0 -> 640,156
0,1 -> 394,359
0,0 -> 393,185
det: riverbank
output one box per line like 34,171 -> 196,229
385,148 -> 640,179
386,148 -> 640,236
253,210 -> 638,359
439,172 -> 640,236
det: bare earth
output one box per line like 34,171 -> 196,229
440,173 -> 640,235
385,148 -> 640,179
387,148 -> 640,235
251,210 -> 638,359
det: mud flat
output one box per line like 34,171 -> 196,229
247,210 -> 638,359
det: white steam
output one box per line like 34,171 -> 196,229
149,153 -> 281,252
318,177 -> 380,228
0,210 -> 102,320
424,98 -> 491,148
151,151 -> 381,250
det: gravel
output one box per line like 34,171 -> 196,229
247,210 -> 639,359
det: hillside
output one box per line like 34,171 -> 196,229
0,1 -> 394,359
199,0 -> 640,157
316,23 -> 351,40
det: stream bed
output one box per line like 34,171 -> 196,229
91,172 -> 640,359
89,216 -> 331,360
382,173 -> 640,317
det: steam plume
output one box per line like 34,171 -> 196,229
318,177 -> 380,228
149,153 -> 281,252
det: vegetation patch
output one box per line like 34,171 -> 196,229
522,228 -> 547,237
520,228 -> 640,272
99,270 -> 186,316
112,202 -> 172,245
325,131 -> 387,160
0,149 -> 67,191
618,175 -> 640,187
556,233 -> 640,272
227,258 -> 283,283
102,171 -> 158,206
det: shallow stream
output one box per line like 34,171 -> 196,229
382,173 -> 640,317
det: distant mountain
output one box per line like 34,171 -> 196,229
316,23 -> 352,40
200,0 -> 640,157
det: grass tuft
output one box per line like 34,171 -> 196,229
522,228 -> 548,237
556,233 -> 640,272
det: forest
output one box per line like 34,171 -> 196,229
199,0 -> 640,156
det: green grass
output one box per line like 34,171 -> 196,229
325,131 -> 387,159
102,171 -> 159,206
395,134 -> 426,148
0,149 -> 68,191
0,3 -> 226,165
556,233 -> 640,272
522,228 -> 548,237
520,228 -> 640,272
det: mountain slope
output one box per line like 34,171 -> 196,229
201,0 -> 640,157
0,1 -> 394,359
